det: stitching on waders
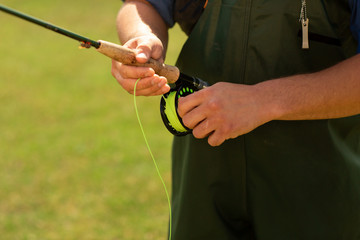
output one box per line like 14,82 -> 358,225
241,0 -> 253,219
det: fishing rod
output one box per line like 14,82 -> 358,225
0,4 -> 181,82
0,4 -> 209,136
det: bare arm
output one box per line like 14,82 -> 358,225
117,0 -> 168,53
261,54 -> 360,120
111,0 -> 171,96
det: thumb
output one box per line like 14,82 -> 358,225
135,44 -> 152,63
135,41 -> 164,63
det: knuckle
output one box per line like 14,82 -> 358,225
207,98 -> 222,111
181,115 -> 191,128
199,87 -> 212,99
192,120 -> 209,139
135,67 -> 146,77
221,127 -> 231,138
219,122 -> 233,136
119,65 -> 131,78
137,41 -> 152,51
117,79 -> 134,93
119,65 -> 139,79
125,85 -> 134,94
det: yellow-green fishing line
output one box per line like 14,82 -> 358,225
163,91 -> 187,133
133,79 -> 172,240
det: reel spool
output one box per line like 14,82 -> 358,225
160,74 -> 208,136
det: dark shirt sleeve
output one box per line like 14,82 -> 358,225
349,0 -> 360,53
121,0 -> 175,27
147,0 -> 175,27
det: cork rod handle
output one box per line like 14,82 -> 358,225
96,40 -> 180,83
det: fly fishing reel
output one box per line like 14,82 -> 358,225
160,73 -> 208,136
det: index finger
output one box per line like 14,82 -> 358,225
112,60 -> 155,79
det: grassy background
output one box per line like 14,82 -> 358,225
0,1 -> 187,239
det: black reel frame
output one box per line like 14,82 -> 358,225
160,73 -> 209,136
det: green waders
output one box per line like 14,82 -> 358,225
171,0 -> 360,239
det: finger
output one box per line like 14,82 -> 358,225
177,91 -> 205,118
111,59 -> 121,79
206,120 -> 233,147
192,119 -> 214,139
132,84 -> 170,96
131,80 -> 170,96
150,85 -> 171,96
191,114 -> 227,146
181,104 -> 208,129
128,76 -> 170,96
124,39 -> 141,50
119,76 -> 153,92
112,60 -> 151,91
112,59 -> 152,79
148,77 -> 171,95
112,58 -> 169,96
207,131 -> 226,147
118,63 -> 155,79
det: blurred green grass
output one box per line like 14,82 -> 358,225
0,1 -> 187,239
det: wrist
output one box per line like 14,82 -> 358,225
253,79 -> 288,122
254,73 -> 319,121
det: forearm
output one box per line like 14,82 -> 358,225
117,0 -> 168,49
259,54 -> 360,121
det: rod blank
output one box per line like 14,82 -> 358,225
0,4 -> 100,48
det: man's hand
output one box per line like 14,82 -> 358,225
178,53 -> 360,147
177,82 -> 277,147
111,35 -> 170,96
